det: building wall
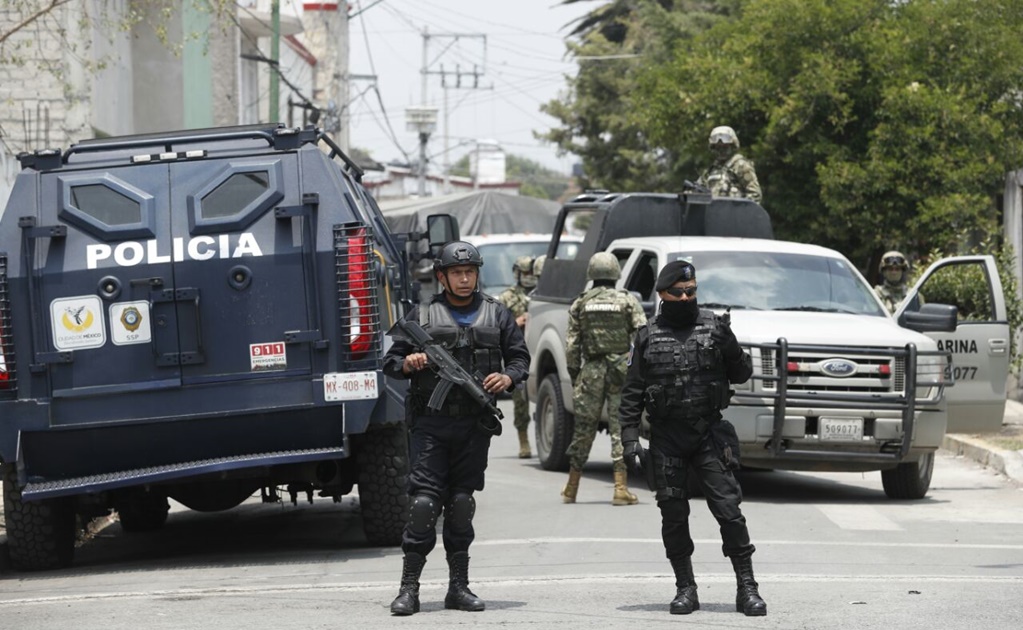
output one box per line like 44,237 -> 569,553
0,1 -> 93,154
132,0 -> 185,133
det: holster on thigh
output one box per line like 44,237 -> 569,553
651,448 -> 689,501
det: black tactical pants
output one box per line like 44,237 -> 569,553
402,414 -> 492,556
650,425 -> 754,560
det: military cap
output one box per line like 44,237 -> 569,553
655,261 -> 696,291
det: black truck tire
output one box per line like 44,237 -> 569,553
2,466 -> 76,571
355,423 -> 409,546
881,451 -> 934,500
535,373 -> 573,471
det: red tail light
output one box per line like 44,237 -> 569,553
335,224 -> 380,363
348,229 -> 372,358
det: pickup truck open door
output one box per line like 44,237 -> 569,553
897,255 -> 1009,433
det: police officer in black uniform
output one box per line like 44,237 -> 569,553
383,241 -> 530,616
620,261 -> 767,617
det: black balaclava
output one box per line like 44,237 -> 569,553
660,299 -> 699,326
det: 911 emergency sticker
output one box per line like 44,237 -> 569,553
109,301 -> 152,346
51,295 -> 106,350
250,342 -> 287,371
323,371 -> 378,401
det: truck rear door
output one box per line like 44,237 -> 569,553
898,255 -> 1009,433
166,156 -> 313,384
35,165 -> 182,422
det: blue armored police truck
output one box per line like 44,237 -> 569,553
0,124 -> 430,570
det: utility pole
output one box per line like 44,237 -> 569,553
270,0 -> 281,122
406,106 -> 437,197
419,31 -> 489,194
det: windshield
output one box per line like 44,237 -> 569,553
477,240 -> 581,295
668,250 -> 886,316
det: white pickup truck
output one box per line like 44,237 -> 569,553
525,192 -> 1009,499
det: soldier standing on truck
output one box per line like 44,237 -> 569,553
561,252 -> 647,506
383,241 -> 530,616
696,126 -> 762,202
497,255 -> 537,458
619,260 -> 767,617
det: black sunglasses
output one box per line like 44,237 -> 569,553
664,285 -> 698,298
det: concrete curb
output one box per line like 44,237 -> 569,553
942,433 -> 1023,485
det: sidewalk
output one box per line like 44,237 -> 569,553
942,398 -> 1023,485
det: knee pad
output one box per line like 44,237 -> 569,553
444,492 -> 476,532
407,493 -> 441,535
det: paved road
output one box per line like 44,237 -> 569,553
2,399 -> 1022,629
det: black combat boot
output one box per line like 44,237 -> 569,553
444,551 -> 485,611
668,556 -> 700,614
390,552 -> 427,615
731,554 -> 767,616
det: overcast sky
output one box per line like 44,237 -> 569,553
346,0 -> 593,174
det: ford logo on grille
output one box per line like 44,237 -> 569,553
820,358 -> 857,377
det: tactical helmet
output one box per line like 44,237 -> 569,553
587,251 -> 621,281
435,241 -> 483,272
879,250 -> 909,272
709,125 -> 740,149
513,255 -> 535,274
532,254 -> 547,277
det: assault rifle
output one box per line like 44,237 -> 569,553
394,318 -> 505,426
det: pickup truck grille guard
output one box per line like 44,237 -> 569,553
732,339 -> 952,464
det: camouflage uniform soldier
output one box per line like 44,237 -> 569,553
696,126 -> 762,203
874,251 -> 910,314
531,255 -> 547,291
497,255 -> 536,458
562,252 -> 647,505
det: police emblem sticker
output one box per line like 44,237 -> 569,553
250,342 -> 287,371
110,301 -> 152,346
51,295 -> 106,350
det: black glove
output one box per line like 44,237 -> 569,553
623,440 -> 646,475
711,322 -> 742,360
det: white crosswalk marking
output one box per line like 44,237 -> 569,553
816,504 -> 902,530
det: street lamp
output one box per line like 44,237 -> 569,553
406,106 -> 438,197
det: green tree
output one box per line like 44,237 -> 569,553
630,0 -> 1023,268
540,1 -> 738,191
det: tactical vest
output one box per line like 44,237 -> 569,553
411,297 -> 504,414
578,287 -> 633,356
704,154 -> 745,197
643,311 -> 730,424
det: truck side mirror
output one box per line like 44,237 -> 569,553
899,302 -> 958,333
426,214 -> 460,247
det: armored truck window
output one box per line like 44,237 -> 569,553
59,174 -> 155,239
189,160 -> 284,234
69,184 -> 141,225
201,172 -> 270,219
